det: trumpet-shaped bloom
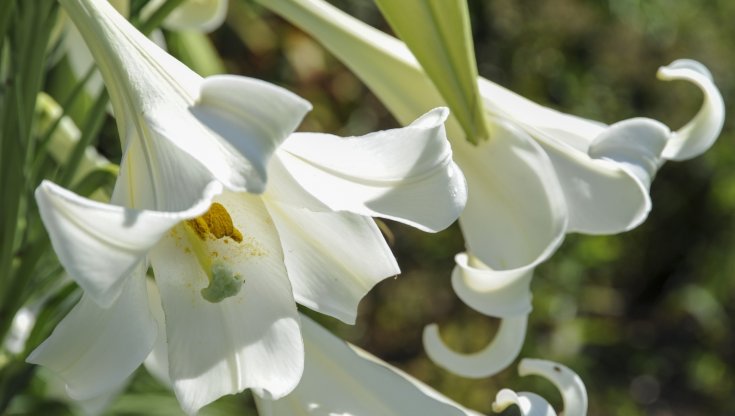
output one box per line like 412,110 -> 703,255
257,0 -> 724,377
29,1 -> 466,412
31,107 -> 463,414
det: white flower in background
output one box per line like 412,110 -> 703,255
142,0 -> 229,33
256,0 -> 724,377
4,307 -> 36,355
29,0 -> 466,413
492,359 -> 588,416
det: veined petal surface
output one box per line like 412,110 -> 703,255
264,199 -> 399,324
277,108 -> 467,232
191,75 -> 312,194
36,180 -> 215,307
255,315 -> 481,416
150,192 -> 303,414
27,270 -> 156,400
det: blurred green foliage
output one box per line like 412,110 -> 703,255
13,0 -> 735,415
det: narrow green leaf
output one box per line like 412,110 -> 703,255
0,0 -> 15,52
375,0 -> 488,144
71,167 -> 117,197
166,30 -> 226,77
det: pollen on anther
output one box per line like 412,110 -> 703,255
186,202 -> 243,242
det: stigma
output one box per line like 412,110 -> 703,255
183,202 -> 246,303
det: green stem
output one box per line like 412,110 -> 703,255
58,90 -> 109,187
137,0 -> 185,35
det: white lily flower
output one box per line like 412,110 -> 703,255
30,106 -> 463,413
52,0 -> 313,306
256,0 -> 724,377
492,359 -> 588,416
29,1 -> 466,412
259,0 -> 724,270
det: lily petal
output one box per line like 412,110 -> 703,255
276,108 -> 467,232
657,59 -> 725,161
27,269 -> 156,400
191,75 -> 312,194
36,180 -> 216,307
423,253 -> 534,378
454,118 -> 567,269
450,253 -> 533,318
111,128 -> 226,212
492,390 -> 556,416
536,117 -> 669,234
423,315 -> 528,378
150,192 -> 303,414
143,279 -> 170,388
264,199 -> 399,324
477,77 -> 606,152
255,314 -> 481,416
519,359 -> 588,416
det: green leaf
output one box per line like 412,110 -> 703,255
375,0 -> 488,144
166,30 -> 226,77
254,0 -> 455,133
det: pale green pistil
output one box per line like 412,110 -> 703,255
201,261 -> 244,303
183,202 -> 245,303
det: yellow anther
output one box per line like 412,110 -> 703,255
186,202 -> 243,242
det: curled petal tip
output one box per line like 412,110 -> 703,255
409,107 -> 450,128
656,59 -> 724,161
450,253 -> 534,318
588,117 -> 669,191
491,390 -> 556,416
518,359 -> 588,416
422,315 -> 527,378
657,59 -> 713,81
